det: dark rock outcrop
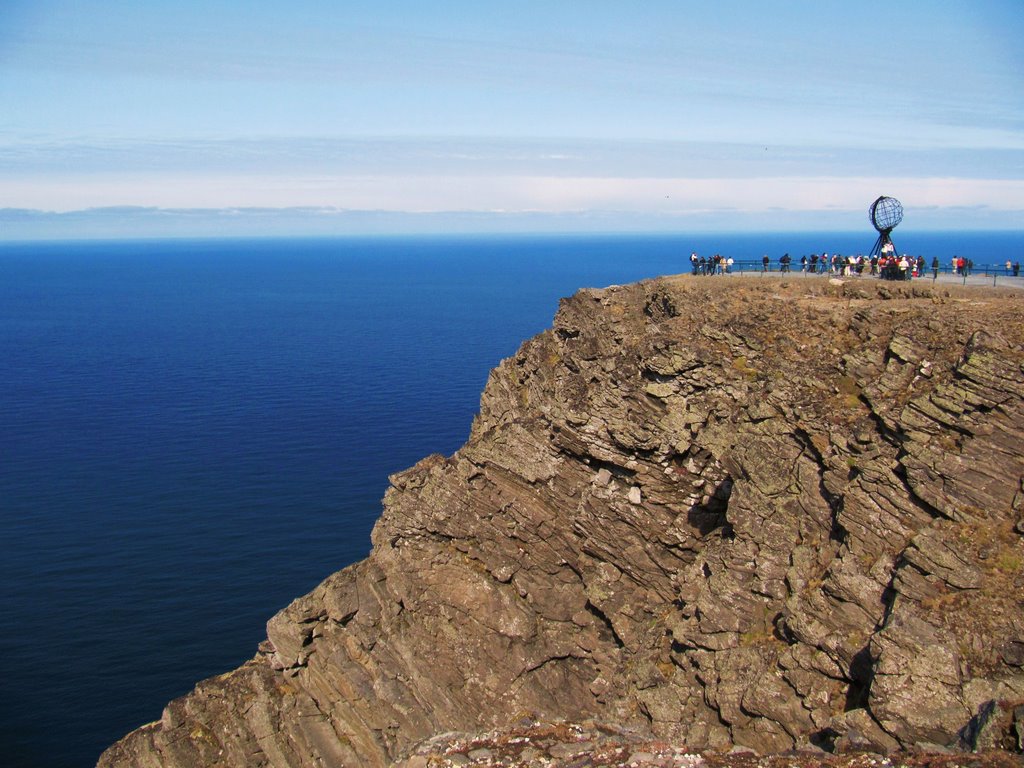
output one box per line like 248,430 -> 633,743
99,276 -> 1024,766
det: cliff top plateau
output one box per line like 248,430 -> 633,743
100,275 -> 1024,767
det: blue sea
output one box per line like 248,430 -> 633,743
1,231 -> 1021,768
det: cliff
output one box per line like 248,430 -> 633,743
99,276 -> 1024,767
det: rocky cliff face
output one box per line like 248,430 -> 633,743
99,276 -> 1024,767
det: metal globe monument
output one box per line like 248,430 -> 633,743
868,195 -> 903,258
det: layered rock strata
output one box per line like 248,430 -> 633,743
100,276 -> 1024,767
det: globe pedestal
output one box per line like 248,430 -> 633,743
869,230 -> 896,259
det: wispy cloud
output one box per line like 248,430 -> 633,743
4,168 -> 1023,217
1,135 -> 1021,187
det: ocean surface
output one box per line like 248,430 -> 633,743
1,231 -> 1021,768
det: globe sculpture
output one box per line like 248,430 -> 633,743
868,195 -> 903,258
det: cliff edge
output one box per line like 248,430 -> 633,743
99,276 -> 1024,766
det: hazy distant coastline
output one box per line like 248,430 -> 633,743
4,205 -> 1023,242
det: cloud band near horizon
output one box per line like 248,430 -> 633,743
3,173 -> 1022,218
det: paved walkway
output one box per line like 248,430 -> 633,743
926,272 -> 1024,288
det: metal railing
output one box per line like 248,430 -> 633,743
685,261 -> 1023,286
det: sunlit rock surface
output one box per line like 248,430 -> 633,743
99,276 -> 1024,767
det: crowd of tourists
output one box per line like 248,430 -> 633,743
688,251 -> 1022,280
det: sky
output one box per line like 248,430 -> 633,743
0,0 -> 1022,238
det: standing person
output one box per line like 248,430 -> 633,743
762,254 -> 769,272
690,252 -> 699,275
932,256 -> 939,279
1014,262 -> 1021,276
1006,259 -> 1012,275
952,256 -> 959,275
